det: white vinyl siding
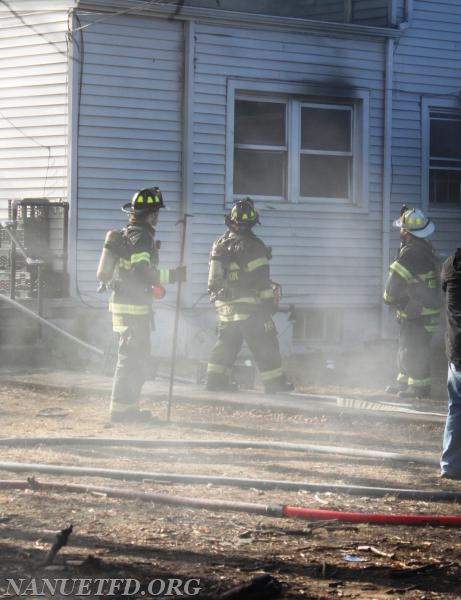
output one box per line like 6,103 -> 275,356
0,4 -> 71,219
72,13 -> 183,298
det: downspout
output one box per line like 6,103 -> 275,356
181,20 -> 195,307
405,0 -> 413,24
380,36 -> 394,338
67,6 -> 80,298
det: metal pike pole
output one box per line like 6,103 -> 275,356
166,213 -> 192,422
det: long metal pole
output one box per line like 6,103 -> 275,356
166,213 -> 192,422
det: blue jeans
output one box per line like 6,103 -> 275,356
440,363 -> 461,476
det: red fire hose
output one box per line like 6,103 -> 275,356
2,478 -> 461,527
282,505 -> 461,527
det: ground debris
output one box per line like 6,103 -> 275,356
44,524 -> 73,566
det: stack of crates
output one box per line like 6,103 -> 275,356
0,225 -> 29,298
7,198 -> 69,299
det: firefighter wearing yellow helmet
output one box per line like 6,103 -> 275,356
205,197 -> 294,394
97,187 -> 185,423
383,206 -> 441,399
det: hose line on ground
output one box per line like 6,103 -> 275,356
0,460 -> 458,501
1,478 -> 461,527
0,437 -> 439,466
0,294 -> 104,357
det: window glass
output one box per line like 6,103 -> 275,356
430,113 -> 461,159
234,149 -> 286,196
300,155 -> 350,198
234,100 -> 286,198
235,100 -> 286,146
429,111 -> 461,206
301,106 -> 351,152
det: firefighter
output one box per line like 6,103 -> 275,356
98,187 -> 185,423
383,207 -> 441,399
205,197 -> 294,394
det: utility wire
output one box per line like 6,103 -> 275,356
70,0 -> 164,33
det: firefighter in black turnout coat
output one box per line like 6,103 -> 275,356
383,207 -> 441,399
97,188 -> 184,423
205,198 -> 293,394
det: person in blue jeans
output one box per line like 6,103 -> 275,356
440,247 -> 461,480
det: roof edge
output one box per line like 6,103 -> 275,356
75,1 -> 403,39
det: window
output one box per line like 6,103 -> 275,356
429,110 -> 461,207
292,308 -> 341,343
231,92 -> 364,207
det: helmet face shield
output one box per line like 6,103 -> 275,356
122,187 -> 165,214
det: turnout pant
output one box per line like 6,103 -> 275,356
110,315 -> 151,416
396,318 -> 432,392
207,312 -> 285,389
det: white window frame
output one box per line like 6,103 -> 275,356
422,96 -> 461,217
226,79 -> 369,213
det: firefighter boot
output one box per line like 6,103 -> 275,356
397,386 -> 431,400
110,407 -> 159,424
205,371 -> 239,392
264,376 -> 294,395
385,382 -> 408,395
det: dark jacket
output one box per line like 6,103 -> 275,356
441,248 -> 461,366
111,222 -> 160,308
383,235 -> 441,331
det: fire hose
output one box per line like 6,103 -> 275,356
0,436 -> 439,466
1,478 -> 461,527
0,293 -> 104,357
0,459 -> 459,501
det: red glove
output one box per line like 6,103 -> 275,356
151,285 -> 166,299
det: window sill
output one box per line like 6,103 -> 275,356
427,207 -> 461,220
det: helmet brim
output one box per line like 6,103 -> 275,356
121,202 -> 159,214
409,221 -> 435,238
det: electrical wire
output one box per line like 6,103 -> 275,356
71,0 -> 165,34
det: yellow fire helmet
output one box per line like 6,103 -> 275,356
122,187 -> 165,214
225,197 -> 260,231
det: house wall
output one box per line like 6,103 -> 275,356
392,0 -> 461,262
0,2 -> 72,219
72,12 -> 184,301
189,21 -> 387,351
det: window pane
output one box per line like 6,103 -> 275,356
235,100 -> 286,146
430,114 -> 461,159
301,106 -> 351,151
300,155 -> 350,198
429,169 -> 461,205
234,149 -> 286,196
